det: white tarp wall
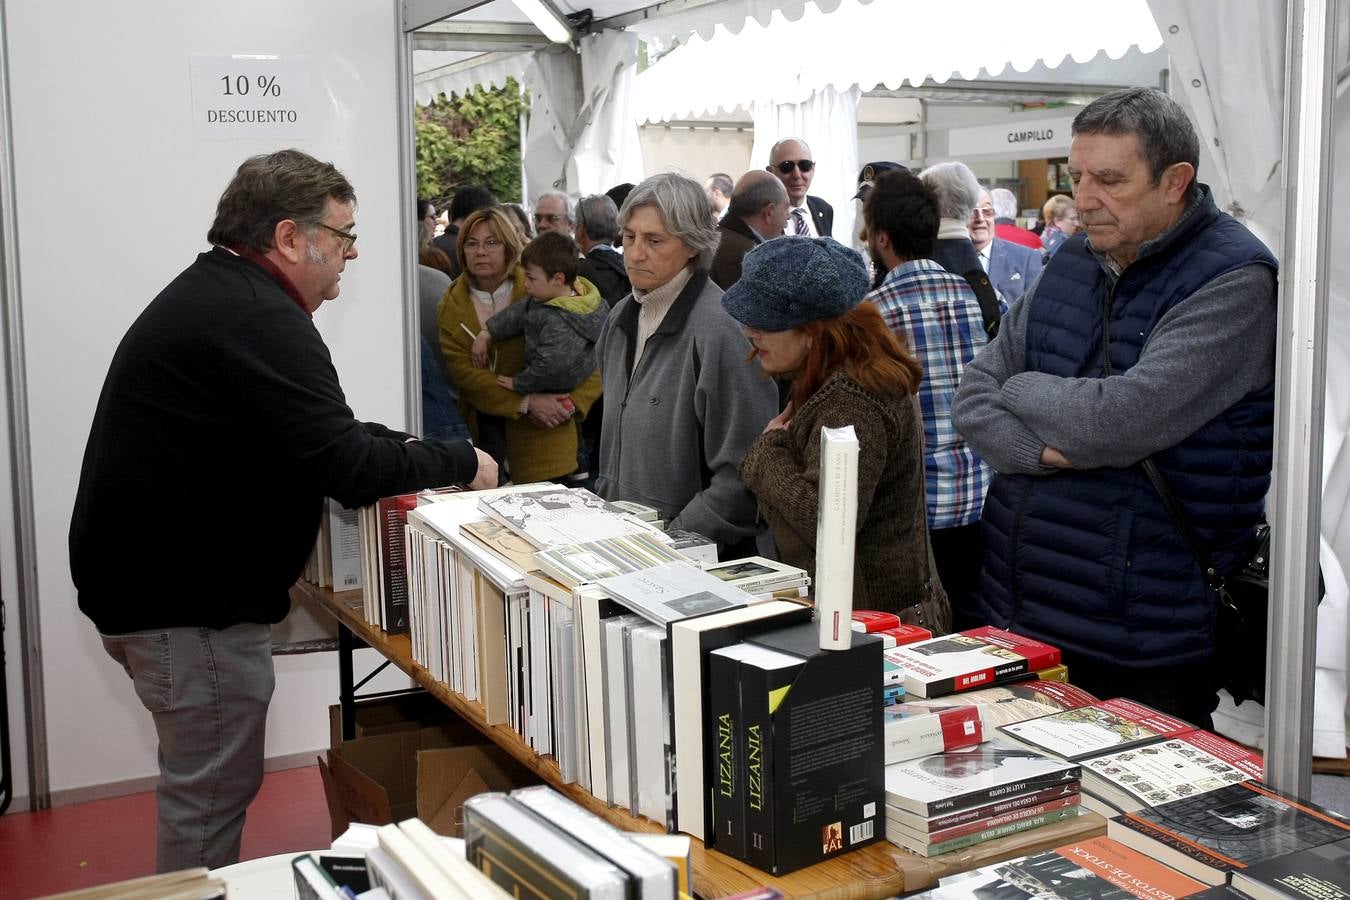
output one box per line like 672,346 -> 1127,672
1151,0 -> 1349,758
1,0 -> 418,808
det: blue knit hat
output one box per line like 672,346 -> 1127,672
721,236 -> 870,331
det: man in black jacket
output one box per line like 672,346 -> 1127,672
69,149 -> 495,873
574,193 -> 630,307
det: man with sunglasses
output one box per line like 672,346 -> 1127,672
767,137 -> 833,237
70,149 -> 496,873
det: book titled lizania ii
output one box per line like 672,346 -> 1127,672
884,626 -> 1061,698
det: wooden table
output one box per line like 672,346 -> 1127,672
299,581 -> 1106,899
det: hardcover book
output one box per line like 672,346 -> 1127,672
740,622 -> 885,875
908,835 -> 1210,900
478,486 -> 660,549
884,737 -> 1081,817
735,643 -> 808,868
533,532 -> 686,589
884,627 -> 1062,698
1107,782 -> 1350,886
1231,835 -> 1350,900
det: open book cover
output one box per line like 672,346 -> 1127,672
999,698 -> 1197,761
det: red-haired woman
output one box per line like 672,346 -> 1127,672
722,237 -> 950,628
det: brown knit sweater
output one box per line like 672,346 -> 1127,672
740,370 -> 951,629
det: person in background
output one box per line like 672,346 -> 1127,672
595,173 -> 776,556
971,188 -> 1043,305
1040,194 -> 1079,257
417,198 -> 438,246
439,206 -> 601,484
918,161 -> 983,277
990,187 -> 1041,249
952,88 -> 1278,726
704,172 -> 733,222
70,149 -> 494,873
864,168 -> 997,620
768,137 -> 833,237
432,184 -> 498,277
419,244 -> 454,278
725,236 -> 950,627
470,230 -> 606,471
533,190 -> 574,237
575,194 -> 630,307
709,170 -> 789,290
502,202 -> 533,241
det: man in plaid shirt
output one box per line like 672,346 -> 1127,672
863,168 -> 1004,623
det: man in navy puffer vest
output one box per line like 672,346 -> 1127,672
951,88 -> 1277,728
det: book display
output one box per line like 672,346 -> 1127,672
884,627 -> 1063,698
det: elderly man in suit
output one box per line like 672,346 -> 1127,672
970,188 -> 1043,305
767,137 -> 833,237
709,171 -> 790,289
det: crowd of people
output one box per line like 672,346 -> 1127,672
71,86 -> 1278,873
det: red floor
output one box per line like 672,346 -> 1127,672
0,764 -> 333,899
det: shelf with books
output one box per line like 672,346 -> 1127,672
298,580 -> 1109,899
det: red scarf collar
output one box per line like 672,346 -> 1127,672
225,245 -> 311,318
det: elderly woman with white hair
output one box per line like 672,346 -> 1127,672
594,172 -> 778,556
919,160 -> 985,277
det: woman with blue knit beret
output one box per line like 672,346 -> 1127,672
723,237 -> 951,629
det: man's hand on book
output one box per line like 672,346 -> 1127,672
468,447 -> 499,490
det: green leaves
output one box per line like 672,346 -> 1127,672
415,78 -> 525,206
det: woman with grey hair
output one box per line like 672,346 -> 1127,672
919,160 -> 985,278
593,172 -> 778,555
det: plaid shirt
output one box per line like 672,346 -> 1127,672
867,258 -> 1003,530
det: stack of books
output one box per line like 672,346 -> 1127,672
996,698 -> 1266,817
883,626 -> 1064,700
883,737 -> 1083,857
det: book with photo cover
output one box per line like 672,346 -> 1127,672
999,698 -> 1200,762
1107,782 -> 1350,886
1080,729 -> 1264,815
907,835 -> 1210,900
477,486 -> 660,549
597,560 -> 759,627
533,532 -> 686,589
884,627 -> 1062,698
1231,835 -> 1350,900
884,737 -> 1080,817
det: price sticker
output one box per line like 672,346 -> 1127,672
189,55 -> 310,140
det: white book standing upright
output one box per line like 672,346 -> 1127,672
815,425 -> 859,650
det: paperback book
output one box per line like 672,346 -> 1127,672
884,627 -> 1062,698
598,560 -> 759,627
999,698 -> 1202,762
477,486 -> 661,549
1231,835 -> 1350,900
533,532 -> 687,589
884,737 -> 1081,817
885,797 -> 1082,857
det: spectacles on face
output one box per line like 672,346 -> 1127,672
972,206 -> 996,220
316,222 -> 358,252
774,159 -> 815,174
534,212 -> 565,226
463,238 -> 504,252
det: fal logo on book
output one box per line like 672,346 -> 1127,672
823,822 -> 844,853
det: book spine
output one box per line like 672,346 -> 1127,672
921,769 -> 1080,816
926,794 -> 1080,843
918,657 -> 1033,698
741,661 -> 785,872
709,651 -> 746,859
814,426 -> 859,650
378,496 -> 416,633
920,784 -> 1081,832
906,807 -> 1079,857
884,705 -> 984,765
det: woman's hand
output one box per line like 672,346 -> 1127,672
525,393 -> 574,429
763,401 -> 794,433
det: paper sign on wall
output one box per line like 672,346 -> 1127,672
189,54 -> 310,140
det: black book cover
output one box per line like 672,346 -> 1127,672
708,646 -> 747,859
739,645 -> 807,872
743,622 -> 884,875
1233,836 -> 1350,900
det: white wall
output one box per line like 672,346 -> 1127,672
638,124 -> 755,182
4,0 -> 412,803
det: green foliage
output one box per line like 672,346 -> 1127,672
415,78 -> 524,207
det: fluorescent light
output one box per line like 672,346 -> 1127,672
512,0 -> 572,43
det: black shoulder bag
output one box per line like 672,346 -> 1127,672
1141,459 -> 1273,706
961,269 -> 1002,339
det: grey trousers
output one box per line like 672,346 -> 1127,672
100,623 -> 275,872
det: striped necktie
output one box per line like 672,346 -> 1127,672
792,207 -> 809,236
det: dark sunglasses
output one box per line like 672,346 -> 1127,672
774,159 -> 815,174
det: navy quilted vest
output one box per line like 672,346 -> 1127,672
972,190 -> 1278,667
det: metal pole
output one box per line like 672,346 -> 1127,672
1266,0 -> 1337,797
397,4 -> 421,435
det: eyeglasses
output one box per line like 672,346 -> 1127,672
316,222 -> 358,251
972,206 -> 996,219
463,238 -> 504,252
533,213 -> 565,225
774,159 -> 815,174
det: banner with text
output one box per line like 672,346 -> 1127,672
189,55 -> 310,141
947,115 -> 1075,159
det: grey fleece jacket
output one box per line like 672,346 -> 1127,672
595,270 -> 778,547
952,201 -> 1278,474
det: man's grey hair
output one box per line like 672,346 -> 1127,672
727,174 -> 787,219
619,173 -> 720,271
990,188 -> 1019,220
919,162 -> 981,222
575,194 -> 619,243
534,190 -> 575,223
1072,87 -> 1199,195
207,149 -> 354,255
707,173 -> 733,196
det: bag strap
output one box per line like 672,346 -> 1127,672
1140,458 -> 1226,593
961,269 -> 1002,339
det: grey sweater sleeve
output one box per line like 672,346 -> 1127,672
1000,265 -> 1277,469
950,283 -> 1058,475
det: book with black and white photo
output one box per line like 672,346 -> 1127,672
702,556 -> 810,596
1231,835 -> 1350,900
884,737 -> 1080,817
477,486 -> 662,549
1078,729 -> 1264,815
533,532 -> 687,589
1107,782 -> 1350,886
598,560 -> 760,627
884,626 -> 1062,699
